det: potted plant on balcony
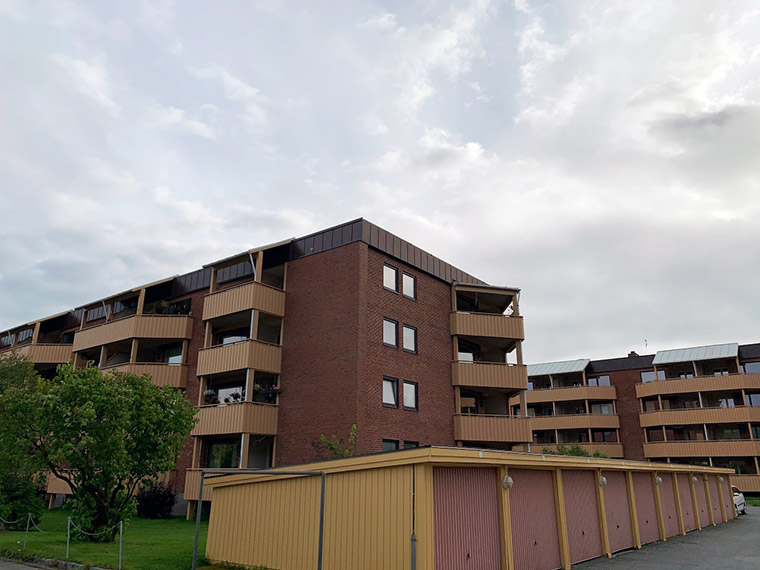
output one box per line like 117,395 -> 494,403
230,391 -> 242,403
265,385 -> 281,403
203,390 -> 218,405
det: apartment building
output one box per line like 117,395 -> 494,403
523,342 -> 760,493
0,219 -> 531,516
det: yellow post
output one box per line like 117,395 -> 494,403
652,472 -> 666,541
689,473 -> 702,530
625,471 -> 641,549
595,469 -> 612,558
497,466 -> 515,570
716,475 -> 727,523
703,475 -> 715,526
671,473 -> 685,535
553,469 -> 571,570
727,475 -> 737,518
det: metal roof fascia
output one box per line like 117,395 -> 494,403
652,343 -> 739,365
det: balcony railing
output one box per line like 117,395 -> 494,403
191,401 -> 278,436
524,385 -> 617,404
732,474 -> 760,493
450,312 -> 524,340
105,362 -> 189,388
636,372 -> 760,398
451,361 -> 528,390
639,406 -> 760,427
454,414 -> 532,443
203,281 -> 286,321
4,343 -> 74,364
529,413 -> 620,431
643,440 -> 760,458
533,442 -> 624,458
196,339 -> 282,376
73,315 -> 193,352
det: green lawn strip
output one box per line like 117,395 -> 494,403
745,495 -> 760,507
0,509 -> 209,570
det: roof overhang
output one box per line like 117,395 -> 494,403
528,359 -> 590,377
653,343 -> 739,365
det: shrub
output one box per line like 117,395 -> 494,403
136,482 -> 176,519
0,474 -> 45,530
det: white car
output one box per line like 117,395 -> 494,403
733,486 -> 747,515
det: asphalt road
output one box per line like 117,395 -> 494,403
579,506 -> 760,569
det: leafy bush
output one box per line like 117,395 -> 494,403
541,444 -> 609,458
0,474 -> 45,530
136,482 -> 176,519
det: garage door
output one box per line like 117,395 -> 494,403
603,472 -> 634,553
509,468 -> 561,570
562,470 -> 603,564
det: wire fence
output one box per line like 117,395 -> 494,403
0,512 -> 123,569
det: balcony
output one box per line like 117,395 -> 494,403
452,362 -> 528,390
106,363 -> 189,388
45,473 -> 72,495
636,373 -> 760,398
525,385 -> 617,404
196,340 -> 282,376
450,313 -> 524,340
534,442 -> 624,458
643,440 -> 760,458
454,414 -> 532,443
530,414 -> 620,431
10,343 -> 73,365
203,281 -> 286,321
73,315 -> 193,352
732,474 -> 760,493
191,402 -> 279,437
639,406 -> 760,428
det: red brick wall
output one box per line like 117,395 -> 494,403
357,246 -> 456,452
275,243 -> 363,466
609,368 -> 646,460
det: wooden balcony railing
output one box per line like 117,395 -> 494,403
4,343 -> 74,364
454,414 -> 532,443
636,372 -> 760,398
524,385 -> 617,404
196,340 -> 282,376
73,315 -> 193,352
450,312 -> 524,340
529,414 -> 620,431
639,406 -> 760,427
451,361 -> 528,390
203,281 -> 286,320
191,402 -> 279,436
106,363 -> 189,388
643,440 -> 760,458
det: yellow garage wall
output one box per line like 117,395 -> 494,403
207,465 -> 415,570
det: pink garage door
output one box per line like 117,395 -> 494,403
694,476 -> 709,526
509,468 -> 561,570
633,472 -> 660,545
433,467 -> 501,570
603,472 -> 634,553
562,470 -> 603,564
659,474 -> 680,537
708,476 -> 722,522
677,474 -> 696,531
720,477 -> 734,519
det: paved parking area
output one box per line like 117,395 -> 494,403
579,506 -> 760,569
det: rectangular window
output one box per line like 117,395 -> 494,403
591,402 -> 614,415
383,264 -> 398,292
403,381 -> 418,410
402,273 -> 416,300
382,377 -> 398,407
589,375 -> 610,386
402,325 -> 417,353
382,439 -> 399,452
383,319 -> 398,347
752,426 -> 760,439
404,441 -> 419,449
743,362 -> 760,374
640,370 -> 666,383
748,393 -> 760,407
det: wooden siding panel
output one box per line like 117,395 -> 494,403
509,468 -> 561,570
643,440 -> 760,457
452,362 -> 528,390
677,474 -> 697,531
636,373 -> 760,398
633,472 -> 660,545
603,471 -> 634,553
433,467 -> 501,570
530,414 -> 620,431
107,363 -> 188,388
16,343 -> 73,364
526,385 -> 617,404
454,415 -> 532,443
191,402 -> 278,436
732,474 -> 760,493
202,281 -> 286,320
73,315 -> 193,351
562,469 -> 603,564
639,407 -> 760,427
196,340 -> 282,376
184,469 -> 213,501
46,474 -> 72,495
659,475 -> 680,538
450,313 -> 524,340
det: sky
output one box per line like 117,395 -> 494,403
1,0 -> 759,363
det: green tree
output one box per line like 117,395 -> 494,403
541,443 -> 609,459
317,424 -> 357,458
0,362 -> 197,541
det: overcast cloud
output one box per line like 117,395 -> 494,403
1,1 -> 759,363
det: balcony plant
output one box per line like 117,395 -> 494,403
203,389 -> 218,405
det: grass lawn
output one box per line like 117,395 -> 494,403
0,508 -> 216,570
746,495 -> 760,507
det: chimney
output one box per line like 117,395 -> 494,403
628,351 -> 639,358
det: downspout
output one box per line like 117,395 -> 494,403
411,464 -> 417,570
